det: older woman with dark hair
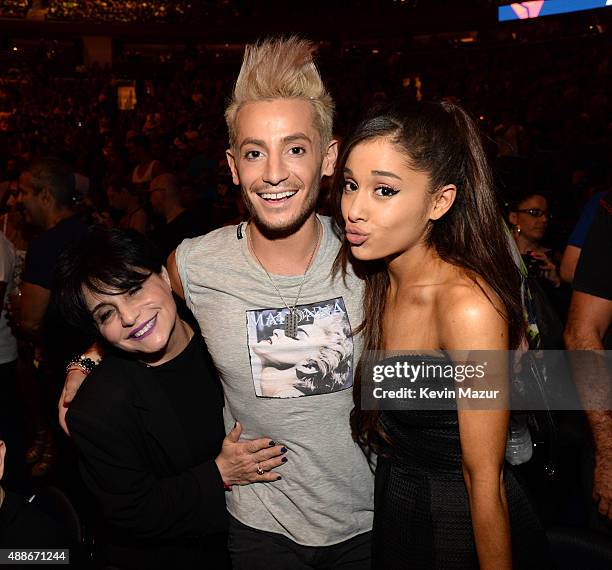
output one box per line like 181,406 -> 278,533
54,228 -> 286,569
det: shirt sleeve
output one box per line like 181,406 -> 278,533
567,192 -> 605,248
175,237 -> 194,310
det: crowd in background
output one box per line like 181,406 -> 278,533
0,30 -> 609,244
0,0 -> 29,18
0,1 -> 196,22
45,0 -> 195,24
0,0 -> 460,22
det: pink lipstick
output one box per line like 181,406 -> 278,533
128,315 -> 157,340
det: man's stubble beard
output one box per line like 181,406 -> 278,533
241,174 -> 321,240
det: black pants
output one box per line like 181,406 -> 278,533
228,515 -> 371,570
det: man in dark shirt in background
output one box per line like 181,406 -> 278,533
16,158 -> 88,346
147,173 -> 204,260
564,190 -> 612,528
13,158 -> 89,476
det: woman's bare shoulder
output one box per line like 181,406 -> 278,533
436,269 -> 508,350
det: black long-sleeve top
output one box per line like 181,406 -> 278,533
67,333 -> 228,569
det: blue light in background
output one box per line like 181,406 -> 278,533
499,0 -> 611,22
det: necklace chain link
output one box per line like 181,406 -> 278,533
247,219 -> 322,339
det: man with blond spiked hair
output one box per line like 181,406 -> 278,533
60,36 -> 373,567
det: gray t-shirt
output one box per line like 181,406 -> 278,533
176,214 -> 373,546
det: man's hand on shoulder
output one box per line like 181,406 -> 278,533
167,250 -> 185,300
59,344 -> 102,435
59,369 -> 87,435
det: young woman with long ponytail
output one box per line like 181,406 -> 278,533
333,99 -> 548,569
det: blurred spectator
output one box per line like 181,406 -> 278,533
0,232 -> 17,369
508,193 -> 561,287
12,158 -> 89,477
0,232 -> 26,490
210,177 -> 240,230
126,133 -> 165,192
508,192 -> 568,348
1,179 -> 31,256
14,159 -> 87,343
495,108 -> 528,159
146,173 -> 205,260
106,176 -> 148,234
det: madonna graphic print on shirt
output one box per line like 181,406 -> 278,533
246,297 -> 354,398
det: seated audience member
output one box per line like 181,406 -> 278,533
147,173 -> 205,260
54,229 -> 287,569
508,192 -> 568,347
508,192 -> 560,287
126,133 -> 165,192
106,178 -> 148,234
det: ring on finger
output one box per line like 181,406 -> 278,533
256,463 -> 265,476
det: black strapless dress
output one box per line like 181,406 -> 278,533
372,360 -> 549,569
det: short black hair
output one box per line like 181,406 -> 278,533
54,228 -> 163,337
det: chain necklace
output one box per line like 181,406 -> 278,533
248,219 -> 322,339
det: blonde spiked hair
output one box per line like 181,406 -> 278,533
225,36 -> 334,151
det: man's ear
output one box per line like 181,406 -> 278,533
429,184 -> 457,221
508,211 -> 518,227
321,140 -> 338,178
226,149 -> 241,186
0,440 -> 6,481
